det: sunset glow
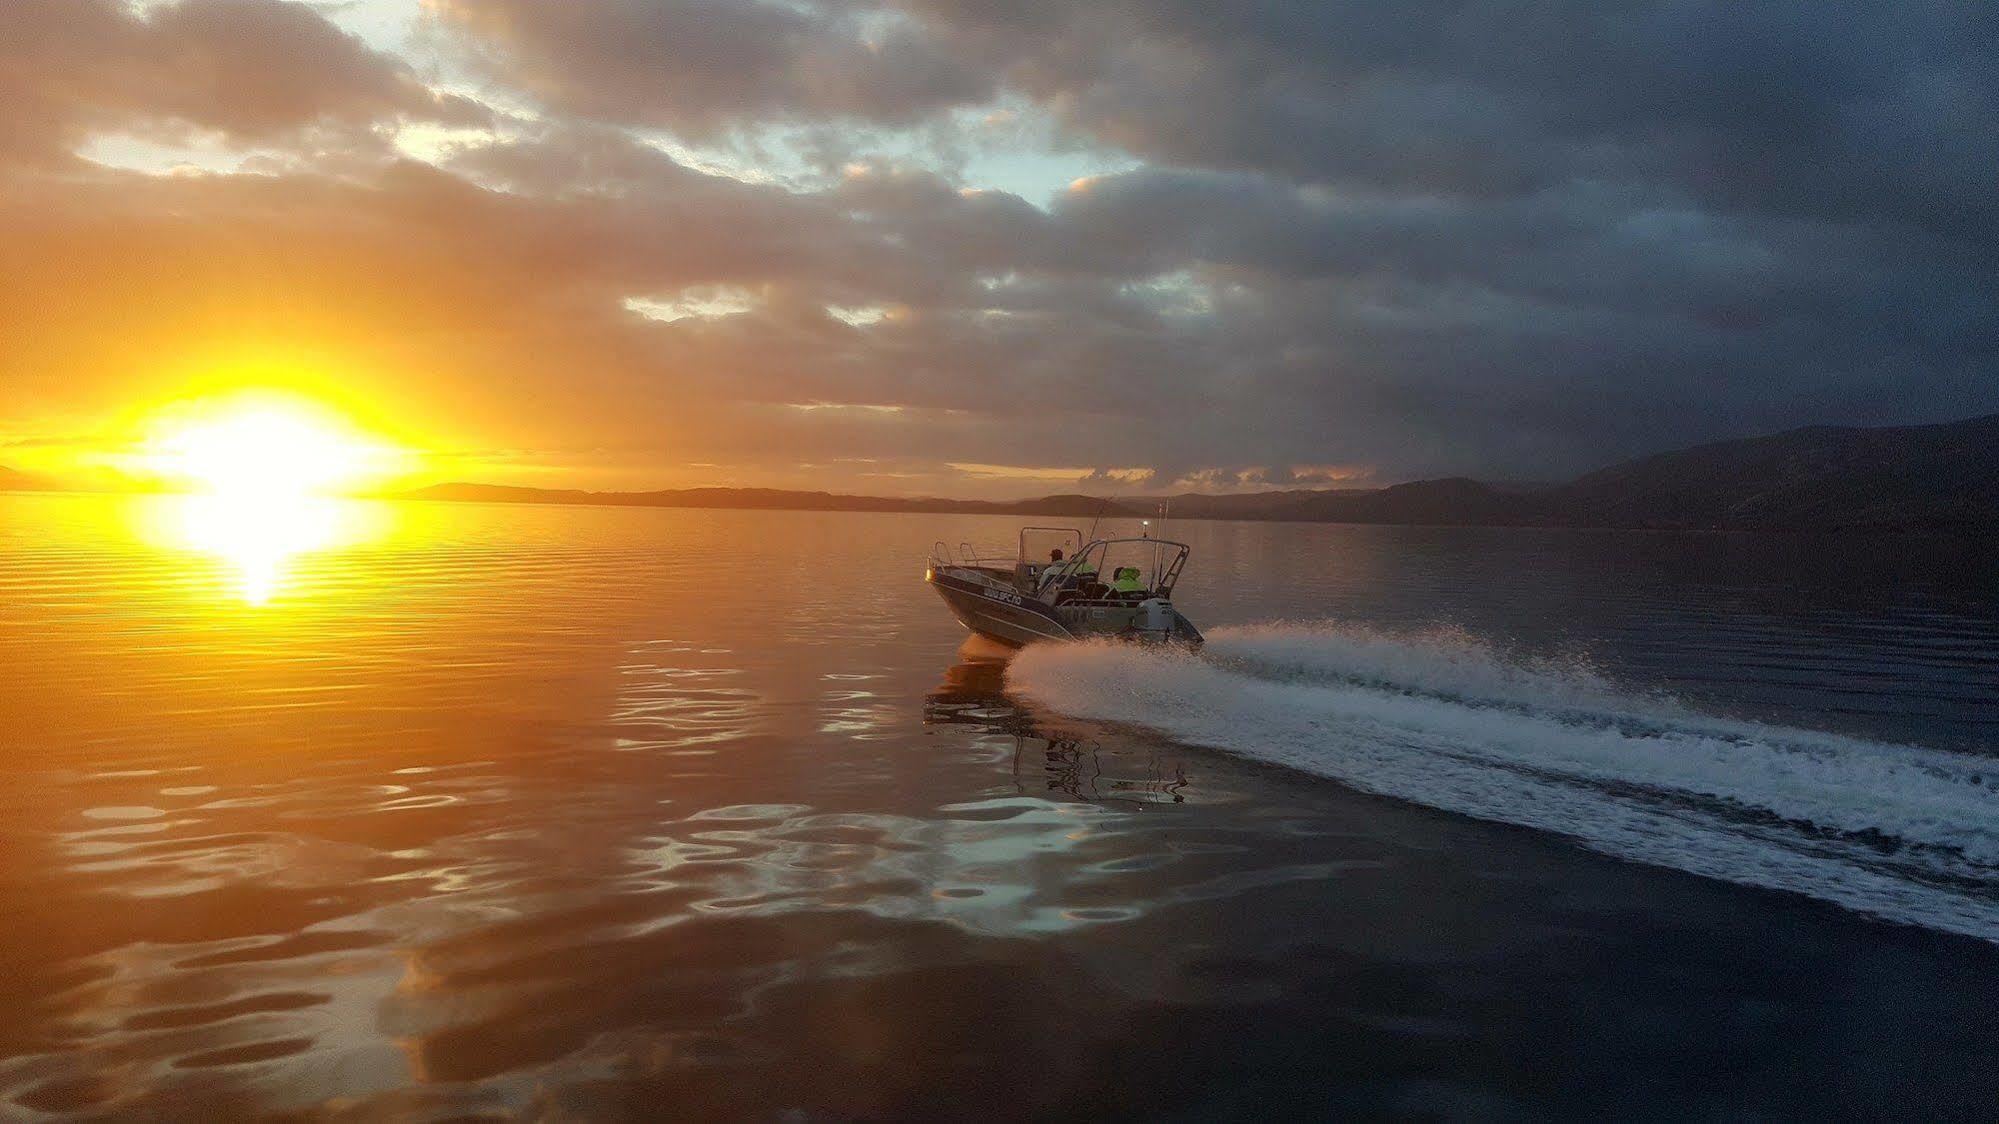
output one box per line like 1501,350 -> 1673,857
0,2 -> 1993,1117
136,397 -> 404,499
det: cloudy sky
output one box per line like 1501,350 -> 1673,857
4,1 -> 1995,495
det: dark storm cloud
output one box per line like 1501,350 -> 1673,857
430,2 -> 1998,235
2,1 -> 1994,490
908,0 -> 1999,236
407,2 -> 1998,472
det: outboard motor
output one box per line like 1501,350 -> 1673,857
1136,597 -> 1175,640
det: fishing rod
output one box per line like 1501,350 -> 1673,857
1087,494 -> 1114,545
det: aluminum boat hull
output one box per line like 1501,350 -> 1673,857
927,570 -> 1078,647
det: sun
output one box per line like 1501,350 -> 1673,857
140,395 -> 401,498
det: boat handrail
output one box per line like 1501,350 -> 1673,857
931,540 -> 1016,570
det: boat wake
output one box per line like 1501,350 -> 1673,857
1006,622 -> 1999,943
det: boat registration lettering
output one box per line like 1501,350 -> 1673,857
981,587 -> 1024,606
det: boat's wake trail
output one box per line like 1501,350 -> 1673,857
1005,622 -> 1999,943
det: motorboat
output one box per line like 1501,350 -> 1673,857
926,526 -> 1204,647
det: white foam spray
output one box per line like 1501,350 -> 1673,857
1006,622 -> 1999,943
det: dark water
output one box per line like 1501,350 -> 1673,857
1,493 -> 1995,1119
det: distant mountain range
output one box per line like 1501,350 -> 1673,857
1157,411 -> 1999,533
1541,412 -> 1999,533
399,413 -> 1999,534
398,483 -> 1128,518
6,413 -> 1996,535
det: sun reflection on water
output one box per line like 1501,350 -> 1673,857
142,494 -> 385,605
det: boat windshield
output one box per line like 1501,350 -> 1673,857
1018,526 -> 1083,565
1060,538 -> 1190,596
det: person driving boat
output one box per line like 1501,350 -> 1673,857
1040,551 -> 1098,600
1039,548 -> 1069,589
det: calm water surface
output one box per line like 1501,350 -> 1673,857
1,493 -> 1995,1119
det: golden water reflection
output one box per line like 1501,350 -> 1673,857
137,494 -> 388,604
6,496 -> 1999,1117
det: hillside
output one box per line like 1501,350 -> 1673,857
1546,413 -> 1999,532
